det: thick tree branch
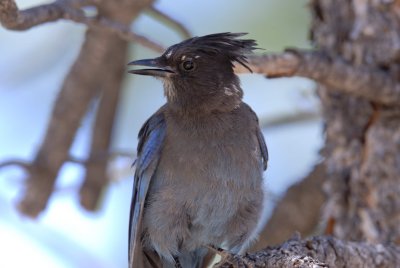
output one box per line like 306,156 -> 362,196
79,34 -> 127,211
16,28 -> 122,217
235,51 -> 400,106
216,235 -> 400,268
0,0 -> 164,52
13,0 -> 156,218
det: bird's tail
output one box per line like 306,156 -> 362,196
130,247 -> 209,268
177,248 -> 208,268
130,247 -> 163,268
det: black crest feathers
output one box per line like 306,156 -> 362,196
172,32 -> 258,73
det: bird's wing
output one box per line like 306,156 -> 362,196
256,127 -> 269,171
242,103 -> 269,171
129,111 -> 166,265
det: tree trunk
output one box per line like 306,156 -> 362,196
310,0 -> 400,244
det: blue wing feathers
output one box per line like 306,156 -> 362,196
129,111 -> 166,262
136,125 -> 166,176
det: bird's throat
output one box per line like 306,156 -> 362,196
163,80 -> 243,115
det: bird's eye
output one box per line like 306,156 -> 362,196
181,60 -> 195,71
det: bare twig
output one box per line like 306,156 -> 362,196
259,110 -> 320,129
75,14 -> 165,52
109,150 -> 136,159
0,159 -> 31,170
235,50 -> 400,105
0,0 -> 165,52
147,6 -> 191,39
0,156 -> 89,171
0,150 -> 135,173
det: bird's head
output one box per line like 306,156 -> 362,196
128,32 -> 257,113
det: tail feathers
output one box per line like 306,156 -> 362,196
130,247 -> 162,268
178,248 -> 208,268
129,247 -> 208,268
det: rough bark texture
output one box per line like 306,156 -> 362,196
216,235 -> 400,268
310,0 -> 400,244
235,0 -> 400,250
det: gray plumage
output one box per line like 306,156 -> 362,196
128,33 -> 268,268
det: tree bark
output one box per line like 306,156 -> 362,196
235,0 -> 400,248
310,0 -> 400,244
216,235 -> 400,268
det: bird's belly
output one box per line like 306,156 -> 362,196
143,139 -> 264,254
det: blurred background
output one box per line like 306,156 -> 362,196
0,0 -> 322,267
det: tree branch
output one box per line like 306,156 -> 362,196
78,13 -> 164,52
0,0 -> 164,52
216,235 -> 400,268
0,159 -> 31,170
16,27 -> 118,218
235,50 -> 400,106
12,0 -> 156,218
259,110 -> 320,129
0,156 -> 90,171
147,6 -> 191,39
79,34 -> 127,211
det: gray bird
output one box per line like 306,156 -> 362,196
128,33 -> 268,268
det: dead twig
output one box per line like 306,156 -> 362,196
147,6 -> 191,39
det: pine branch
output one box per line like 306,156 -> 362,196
0,0 -> 164,52
235,50 -> 400,105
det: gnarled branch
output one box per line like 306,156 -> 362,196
0,0 -> 156,218
235,50 -> 400,106
216,235 -> 400,268
0,0 -> 164,52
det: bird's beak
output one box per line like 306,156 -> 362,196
128,58 -> 175,78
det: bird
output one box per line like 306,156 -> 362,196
127,32 -> 268,268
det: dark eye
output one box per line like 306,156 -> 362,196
181,60 -> 195,71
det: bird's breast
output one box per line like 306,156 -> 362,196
144,106 -> 265,252
153,108 -> 263,191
